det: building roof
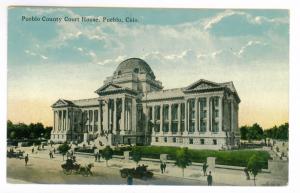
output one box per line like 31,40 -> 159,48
71,98 -> 99,107
113,58 -> 156,79
143,88 -> 184,101
52,98 -> 99,108
143,79 -> 240,103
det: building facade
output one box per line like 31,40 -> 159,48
51,58 -> 240,149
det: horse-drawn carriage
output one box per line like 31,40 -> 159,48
61,158 -> 93,176
120,165 -> 153,180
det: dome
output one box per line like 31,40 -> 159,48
114,58 -> 156,79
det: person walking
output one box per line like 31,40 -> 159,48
94,152 -> 98,162
163,162 -> 167,173
25,154 -> 29,166
207,171 -> 213,186
49,151 -> 52,159
127,174 -> 133,185
244,167 -> 250,180
160,162 -> 164,174
203,162 -> 208,176
97,152 -> 101,162
31,147 -> 34,154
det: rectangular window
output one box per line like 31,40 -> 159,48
189,122 -> 195,132
201,139 -> 205,145
94,110 -> 98,122
215,109 -> 219,118
148,107 -> 153,121
200,121 -> 206,132
155,106 -> 160,120
89,110 -> 93,122
212,122 -> 219,132
164,137 -> 167,143
189,138 -> 193,144
163,123 -> 169,132
163,105 -> 169,121
213,139 -> 217,145
172,104 -> 178,121
173,137 -> 176,143
155,137 -> 159,142
171,122 -> 178,133
181,103 -> 185,119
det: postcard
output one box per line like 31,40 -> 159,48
6,6 -> 289,186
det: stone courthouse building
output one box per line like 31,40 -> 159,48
51,58 -> 240,149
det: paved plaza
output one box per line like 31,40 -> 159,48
7,146 -> 288,186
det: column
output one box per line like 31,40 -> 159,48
184,100 -> 188,135
160,104 -> 163,135
53,111 -> 56,132
195,98 -> 199,134
103,99 -> 108,132
178,103 -> 181,134
219,96 -> 223,132
120,97 -> 125,134
66,109 -> 69,132
206,97 -> 210,132
210,97 -> 213,132
187,100 -> 190,133
231,100 -> 234,132
63,110 -> 66,131
168,104 -> 172,135
152,105 -> 155,134
99,101 -> 102,133
113,98 -> 117,134
131,98 -> 136,132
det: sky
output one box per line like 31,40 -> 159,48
7,7 -> 289,129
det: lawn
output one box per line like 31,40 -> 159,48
113,146 -> 270,169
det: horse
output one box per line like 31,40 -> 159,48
78,163 -> 94,176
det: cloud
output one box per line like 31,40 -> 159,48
203,10 -> 288,31
40,55 -> 48,60
25,50 -> 48,60
235,40 -> 267,57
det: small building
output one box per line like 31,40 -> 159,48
51,58 -> 240,149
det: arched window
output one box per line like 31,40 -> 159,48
118,70 -> 121,75
134,68 -> 139,73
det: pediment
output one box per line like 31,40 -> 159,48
52,99 -> 71,107
95,83 -> 122,93
185,79 -> 220,91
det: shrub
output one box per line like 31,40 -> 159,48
126,146 -> 270,169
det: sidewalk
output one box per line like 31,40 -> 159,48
13,146 -> 288,186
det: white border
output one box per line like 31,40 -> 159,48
0,1 -> 299,193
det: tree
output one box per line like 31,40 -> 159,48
102,145 -> 113,166
57,142 -> 71,160
9,131 -> 16,140
247,154 -> 264,186
240,126 -> 249,140
44,127 -> 53,139
131,146 -> 142,166
175,147 -> 191,177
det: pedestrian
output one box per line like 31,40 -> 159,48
32,147 -> 34,154
25,154 -> 29,166
53,148 -> 56,154
94,152 -> 98,162
97,152 -> 101,162
160,162 -> 164,174
203,162 -> 208,176
244,167 -> 250,180
207,171 -> 213,186
163,162 -> 167,173
49,151 -> 52,159
127,174 -> 133,185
